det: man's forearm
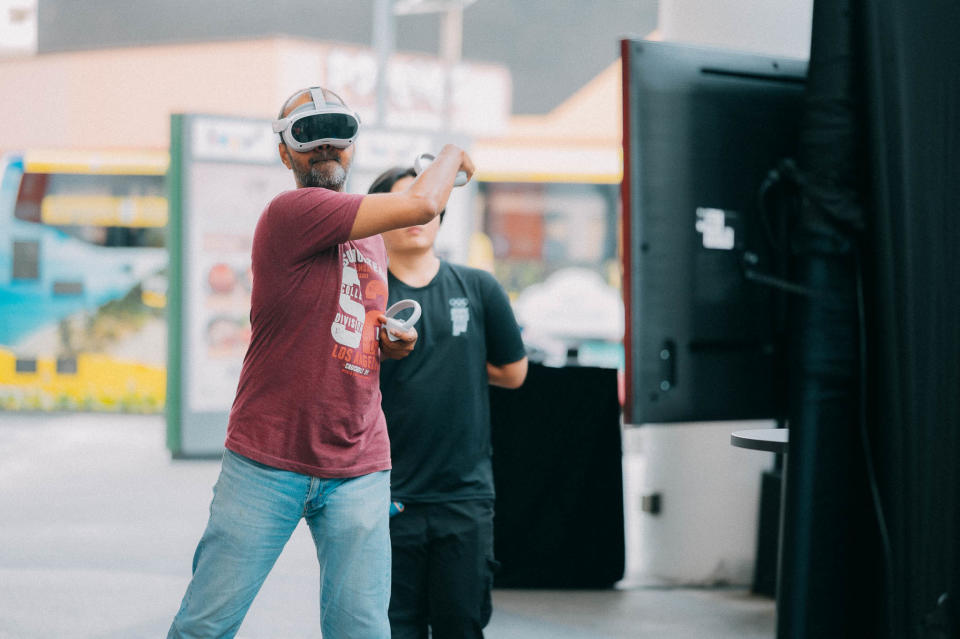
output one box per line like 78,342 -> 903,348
407,145 -> 467,213
487,358 -> 528,389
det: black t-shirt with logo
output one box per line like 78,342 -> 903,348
380,261 -> 526,503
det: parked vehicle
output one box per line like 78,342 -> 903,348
0,150 -> 169,411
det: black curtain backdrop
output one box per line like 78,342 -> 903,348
782,1 -> 960,638
489,363 -> 624,588
860,1 -> 960,637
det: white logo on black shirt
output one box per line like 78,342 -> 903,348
449,298 -> 469,336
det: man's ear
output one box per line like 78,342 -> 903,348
278,143 -> 292,169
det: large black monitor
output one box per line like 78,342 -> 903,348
620,39 -> 807,424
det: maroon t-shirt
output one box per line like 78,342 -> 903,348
225,187 -> 391,478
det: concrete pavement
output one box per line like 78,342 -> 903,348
0,413 -> 774,638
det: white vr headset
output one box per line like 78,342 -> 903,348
272,87 -> 361,151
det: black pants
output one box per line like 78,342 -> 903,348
388,499 -> 498,639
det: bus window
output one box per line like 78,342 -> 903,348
14,171 -> 166,248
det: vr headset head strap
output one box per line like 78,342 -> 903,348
309,87 -> 327,109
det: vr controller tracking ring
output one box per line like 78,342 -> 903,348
414,153 -> 468,187
383,299 -> 422,341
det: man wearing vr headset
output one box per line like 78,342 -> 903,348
168,86 -> 474,639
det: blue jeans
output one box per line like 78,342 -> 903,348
168,450 -> 391,639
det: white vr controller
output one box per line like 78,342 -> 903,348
383,299 -> 422,341
414,153 -> 468,187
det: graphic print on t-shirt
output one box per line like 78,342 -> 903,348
331,246 -> 387,377
450,297 -> 470,336
333,262 -> 365,348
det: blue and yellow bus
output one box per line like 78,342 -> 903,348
0,150 -> 169,412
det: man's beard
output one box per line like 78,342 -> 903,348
291,154 -> 348,190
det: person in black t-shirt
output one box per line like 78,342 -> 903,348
369,167 -> 528,639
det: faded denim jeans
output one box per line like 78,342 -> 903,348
168,449 -> 391,638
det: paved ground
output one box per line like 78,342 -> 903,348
0,413 -> 775,638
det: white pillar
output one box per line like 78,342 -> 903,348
622,420 -> 777,586
658,0 -> 813,59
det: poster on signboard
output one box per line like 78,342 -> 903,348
168,113 -> 291,456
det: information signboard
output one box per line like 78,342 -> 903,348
166,113 -> 290,456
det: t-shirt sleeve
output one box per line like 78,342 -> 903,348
263,188 -> 363,263
479,271 -> 527,366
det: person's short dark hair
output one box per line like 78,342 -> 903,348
368,166 -> 445,223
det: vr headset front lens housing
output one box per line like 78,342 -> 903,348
290,113 -> 359,145
273,97 -> 362,151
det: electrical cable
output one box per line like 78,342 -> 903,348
749,159 -> 822,298
854,245 -> 896,637
756,159 -> 798,254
